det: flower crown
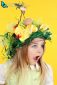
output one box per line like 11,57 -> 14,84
0,18 -> 52,59
0,2 -> 52,59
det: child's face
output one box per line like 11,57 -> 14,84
28,38 -> 45,65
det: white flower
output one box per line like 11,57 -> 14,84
20,6 -> 26,12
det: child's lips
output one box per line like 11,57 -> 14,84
33,56 -> 39,61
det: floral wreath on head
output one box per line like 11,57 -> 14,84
0,1 -> 52,59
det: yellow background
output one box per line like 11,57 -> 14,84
0,0 -> 57,84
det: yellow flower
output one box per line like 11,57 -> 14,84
14,24 -> 38,42
0,46 -> 8,64
30,25 -> 38,32
20,27 -> 31,42
14,26 -> 22,35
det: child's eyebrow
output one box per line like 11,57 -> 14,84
31,41 -> 46,45
29,42 -> 37,46
31,42 -> 38,44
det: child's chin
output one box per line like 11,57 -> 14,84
30,61 -> 37,65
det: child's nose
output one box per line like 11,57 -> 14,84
37,50 -> 41,54
37,47 -> 42,53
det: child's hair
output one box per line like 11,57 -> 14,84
7,43 -> 48,85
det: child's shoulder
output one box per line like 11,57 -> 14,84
0,60 -> 12,84
44,62 -> 54,85
44,62 -> 53,73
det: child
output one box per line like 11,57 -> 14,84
1,18 -> 53,85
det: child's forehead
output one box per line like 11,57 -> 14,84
31,38 -> 45,43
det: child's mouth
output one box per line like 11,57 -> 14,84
33,56 -> 39,61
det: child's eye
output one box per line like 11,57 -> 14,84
31,44 -> 37,48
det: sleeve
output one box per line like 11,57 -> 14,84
45,64 -> 54,85
0,60 -> 12,85
0,64 -> 6,84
